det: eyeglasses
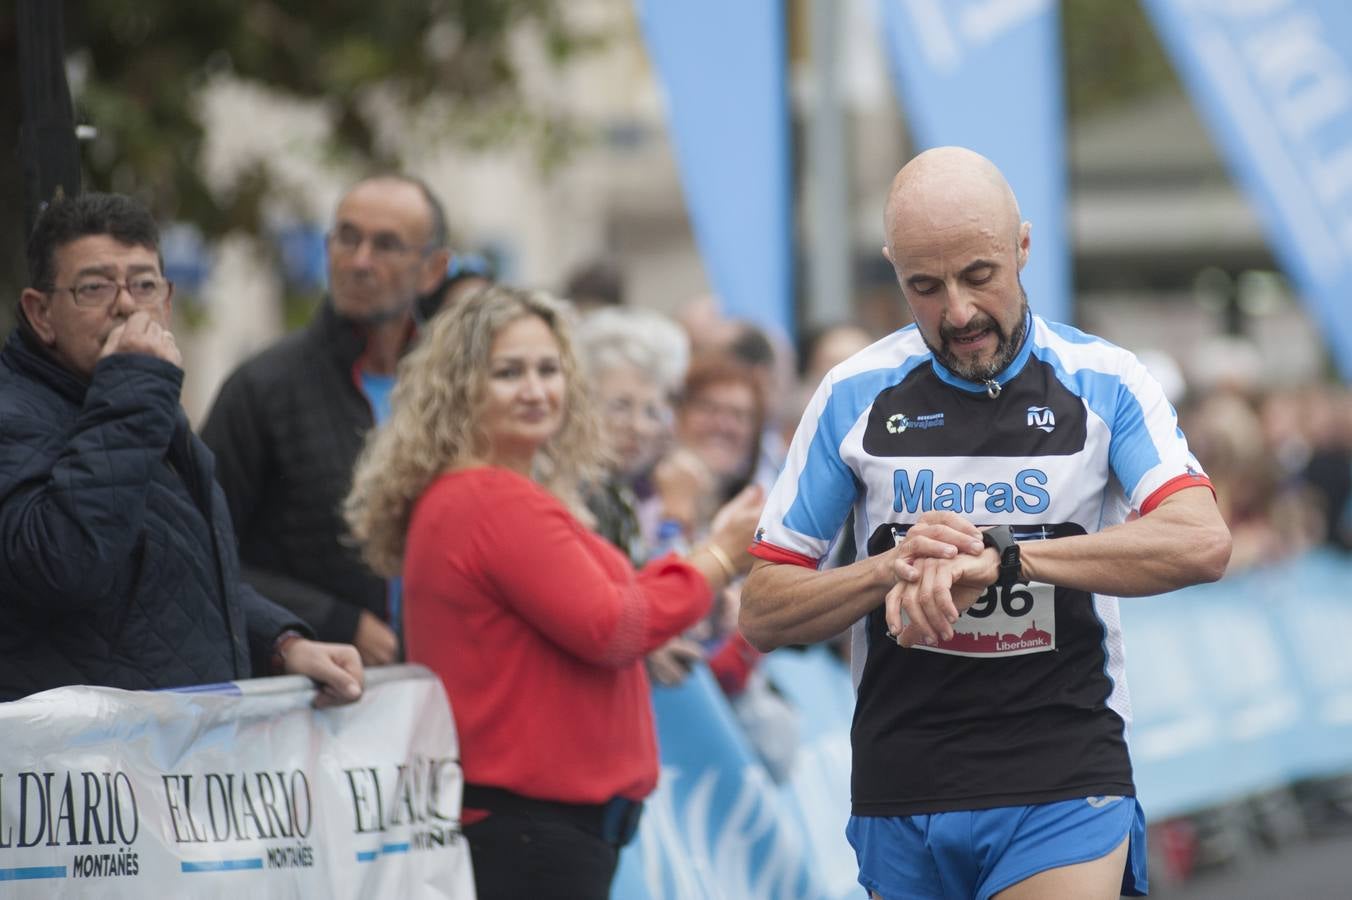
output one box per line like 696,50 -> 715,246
686,396 -> 756,429
603,395 -> 671,427
327,225 -> 435,261
52,276 -> 172,309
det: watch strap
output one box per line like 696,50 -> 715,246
981,524 -> 1023,587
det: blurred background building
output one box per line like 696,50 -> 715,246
0,0 -> 1332,418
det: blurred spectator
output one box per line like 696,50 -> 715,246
668,354 -> 796,774
201,174 -> 450,665
674,292 -> 740,357
419,251 -> 494,321
800,322 -> 874,388
727,320 -> 777,383
788,322 -> 874,447
1257,384 -> 1352,554
575,307 -> 689,562
563,257 -> 625,314
576,308 -> 776,693
0,193 -> 362,704
1183,390 -> 1322,570
1186,334 -> 1263,397
342,285 -> 760,898
853,253 -> 915,336
725,321 -> 796,491
673,356 -> 766,514
1299,386 -> 1352,552
1136,349 -> 1187,408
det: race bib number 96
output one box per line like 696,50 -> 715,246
874,521 -> 1081,659
904,580 -> 1056,658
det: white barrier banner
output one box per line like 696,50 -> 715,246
0,665 -> 474,899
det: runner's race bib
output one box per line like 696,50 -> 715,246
901,580 -> 1056,657
873,521 -> 1075,659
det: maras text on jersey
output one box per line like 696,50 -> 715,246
892,468 -> 1050,515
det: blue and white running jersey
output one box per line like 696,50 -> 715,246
750,313 -> 1212,816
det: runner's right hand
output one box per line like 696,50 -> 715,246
889,511 -> 984,585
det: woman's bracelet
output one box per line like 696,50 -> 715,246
702,541 -> 737,582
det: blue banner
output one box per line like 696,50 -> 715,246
1121,550 -> 1352,819
876,0 -> 1072,325
762,647 -> 858,899
635,0 -> 794,340
613,665 -> 829,899
1142,0 -> 1352,381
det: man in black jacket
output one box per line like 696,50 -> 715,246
0,192 -> 363,703
201,175 -> 451,664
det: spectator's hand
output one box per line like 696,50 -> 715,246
646,638 -> 704,686
884,553 -> 995,647
280,639 -> 364,707
353,610 -> 399,666
100,310 -> 182,368
889,511 -> 984,584
654,447 -> 716,534
708,483 -> 766,575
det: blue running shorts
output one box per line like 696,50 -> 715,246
846,795 -> 1148,900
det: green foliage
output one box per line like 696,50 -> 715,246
0,0 -> 601,329
1062,0 -> 1181,120
70,0 -> 597,223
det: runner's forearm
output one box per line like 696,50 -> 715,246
740,554 -> 894,651
1020,487 -> 1231,597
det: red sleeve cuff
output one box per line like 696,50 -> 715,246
709,632 -> 762,696
748,539 -> 819,569
1140,472 -> 1215,515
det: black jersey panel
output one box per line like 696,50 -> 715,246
861,356 -> 1087,458
851,521 -> 1133,815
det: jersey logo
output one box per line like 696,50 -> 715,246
861,359 -> 1087,458
1026,405 -> 1055,433
886,412 -> 943,434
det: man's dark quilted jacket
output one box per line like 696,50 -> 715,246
0,327 -> 307,701
200,300 -> 389,644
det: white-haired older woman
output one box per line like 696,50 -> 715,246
344,286 -> 760,900
574,306 -> 690,561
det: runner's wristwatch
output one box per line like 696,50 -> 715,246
981,525 -> 1023,587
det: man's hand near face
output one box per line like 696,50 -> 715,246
100,310 -> 182,368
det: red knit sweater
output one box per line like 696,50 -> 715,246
403,466 -> 712,804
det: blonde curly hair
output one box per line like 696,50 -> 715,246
344,285 -> 603,576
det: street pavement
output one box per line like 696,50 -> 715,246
1149,834 -> 1352,899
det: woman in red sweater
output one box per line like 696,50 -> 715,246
344,285 -> 759,899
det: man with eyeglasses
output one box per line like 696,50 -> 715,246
0,192 -> 364,704
202,175 -> 452,667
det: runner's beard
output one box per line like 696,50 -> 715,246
926,286 -> 1029,383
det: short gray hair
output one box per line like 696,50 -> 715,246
575,308 -> 690,395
